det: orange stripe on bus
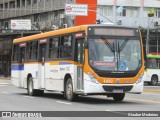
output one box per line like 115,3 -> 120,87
13,25 -> 87,43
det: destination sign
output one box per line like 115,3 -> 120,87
93,28 -> 138,36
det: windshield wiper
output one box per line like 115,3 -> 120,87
101,38 -> 115,52
118,39 -> 129,52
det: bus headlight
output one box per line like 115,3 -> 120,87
88,72 -> 100,84
136,74 -> 143,84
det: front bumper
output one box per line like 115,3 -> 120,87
83,79 -> 143,94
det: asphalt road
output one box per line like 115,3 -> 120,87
0,79 -> 160,120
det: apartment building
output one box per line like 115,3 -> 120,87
97,0 -> 160,28
97,0 -> 160,56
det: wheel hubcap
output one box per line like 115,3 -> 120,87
67,84 -> 72,96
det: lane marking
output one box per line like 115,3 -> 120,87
144,90 -> 160,93
97,94 -> 160,103
105,110 -> 111,111
125,98 -> 160,104
56,101 -> 71,105
142,92 -> 160,96
144,86 -> 159,87
23,96 -> 35,99
1,92 -> 10,94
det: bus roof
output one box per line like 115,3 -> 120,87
13,24 -> 139,44
147,54 -> 160,58
13,25 -> 88,43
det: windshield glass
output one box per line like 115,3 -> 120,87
88,37 -> 142,72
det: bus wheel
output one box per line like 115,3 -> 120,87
27,77 -> 36,96
65,78 -> 78,101
150,76 -> 158,86
113,93 -> 125,102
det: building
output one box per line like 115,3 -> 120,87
0,0 -> 75,77
97,0 -> 160,56
1,0 -> 160,76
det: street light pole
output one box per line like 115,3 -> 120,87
146,7 -> 155,54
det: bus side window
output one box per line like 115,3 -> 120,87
25,42 -> 30,61
12,44 -> 19,62
19,47 -> 25,63
60,35 -> 72,58
31,41 -> 38,60
148,58 -> 157,68
49,37 -> 59,59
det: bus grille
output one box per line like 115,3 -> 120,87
96,72 -> 137,78
102,85 -> 133,92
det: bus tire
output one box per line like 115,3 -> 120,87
27,77 -> 37,96
113,93 -> 125,102
150,76 -> 158,86
65,78 -> 78,101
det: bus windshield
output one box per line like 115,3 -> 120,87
88,37 -> 142,72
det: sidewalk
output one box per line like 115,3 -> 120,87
0,77 -> 11,80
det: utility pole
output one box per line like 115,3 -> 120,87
113,0 -> 117,24
146,18 -> 150,54
146,7 -> 154,54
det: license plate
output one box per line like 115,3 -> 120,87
113,89 -> 123,93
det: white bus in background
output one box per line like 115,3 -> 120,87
143,54 -> 160,86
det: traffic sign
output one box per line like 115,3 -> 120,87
11,19 -> 31,30
65,4 -> 88,16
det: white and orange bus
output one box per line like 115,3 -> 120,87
11,25 -> 144,101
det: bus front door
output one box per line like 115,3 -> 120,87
39,44 -> 46,89
76,39 -> 84,91
19,47 -> 25,88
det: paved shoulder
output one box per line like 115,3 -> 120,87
0,78 -> 11,85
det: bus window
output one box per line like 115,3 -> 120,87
147,58 -> 157,68
25,42 -> 30,61
48,37 -> 59,59
12,44 -> 19,62
60,35 -> 72,58
39,44 -> 46,63
19,47 -> 25,63
31,41 -> 38,60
